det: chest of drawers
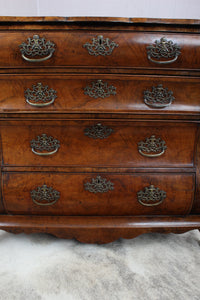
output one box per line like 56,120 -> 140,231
0,16 -> 200,243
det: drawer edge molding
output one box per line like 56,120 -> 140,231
0,215 -> 200,244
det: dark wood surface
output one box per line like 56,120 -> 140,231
0,75 -> 199,115
0,127 -> 3,213
0,17 -> 199,243
0,121 -> 197,168
192,126 -> 200,213
2,172 -> 194,216
0,31 -> 200,70
0,16 -> 200,24
1,17 -> 200,34
0,215 -> 200,244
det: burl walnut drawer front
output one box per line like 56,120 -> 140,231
0,31 -> 200,69
2,173 -> 194,216
0,75 -> 199,115
1,122 -> 196,168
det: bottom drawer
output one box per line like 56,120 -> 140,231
2,173 -> 194,216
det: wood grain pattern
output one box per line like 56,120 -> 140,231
0,131 -> 4,213
0,121 -> 197,168
0,31 -> 200,70
0,215 -> 200,244
191,126 -> 200,213
2,172 -> 194,216
0,75 -> 199,115
0,17 -> 200,25
0,17 -> 199,243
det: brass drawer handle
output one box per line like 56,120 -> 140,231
19,34 -> 55,62
148,54 -> 179,64
30,133 -> 60,156
137,185 -> 166,206
25,83 -> 57,107
84,123 -> 114,139
84,175 -> 114,193
31,184 -> 60,206
138,135 -> 167,157
84,80 -> 116,99
83,35 -> 118,56
144,84 -> 175,108
147,37 -> 181,64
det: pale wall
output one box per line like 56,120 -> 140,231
0,0 -> 199,19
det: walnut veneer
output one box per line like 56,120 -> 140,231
0,17 -> 199,243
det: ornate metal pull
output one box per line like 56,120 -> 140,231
31,184 -> 60,206
30,134 -> 60,156
137,185 -> 166,206
25,83 -> 57,107
19,34 -> 55,62
84,175 -> 114,193
138,135 -> 167,158
144,84 -> 175,108
147,37 -> 181,64
84,80 -> 116,99
83,35 -> 118,56
84,123 -> 114,139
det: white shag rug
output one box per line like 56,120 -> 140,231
0,229 -> 200,300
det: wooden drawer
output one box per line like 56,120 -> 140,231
2,172 -> 194,216
0,31 -> 200,70
1,121 -> 196,168
0,75 -> 199,115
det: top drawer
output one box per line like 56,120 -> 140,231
0,31 -> 200,70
